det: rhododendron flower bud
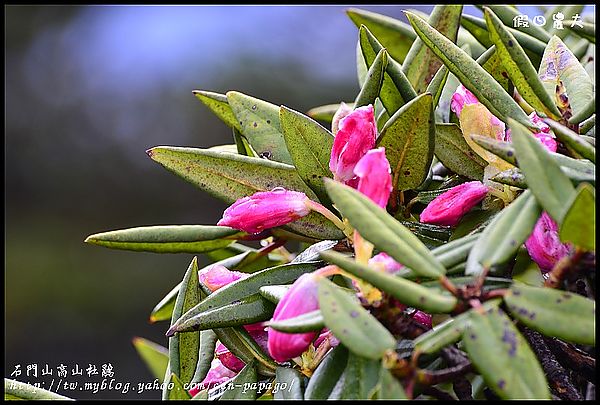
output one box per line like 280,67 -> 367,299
313,329 -> 340,349
217,188 -> 310,233
412,310 -> 432,329
190,358 -> 237,395
420,181 -> 489,227
505,112 -> 557,152
525,212 -> 570,273
354,147 -> 392,208
450,84 -> 479,117
215,342 -> 245,372
329,105 -> 377,183
369,252 -> 403,274
331,102 -> 353,135
268,273 -> 320,362
199,264 -> 248,292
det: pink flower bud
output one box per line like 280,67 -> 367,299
525,212 -> 570,273
217,188 -> 310,234
354,147 -> 393,208
329,105 -> 377,184
420,181 -> 489,227
313,328 -> 340,349
450,84 -> 479,117
505,112 -> 557,152
369,252 -> 404,274
528,112 -> 550,133
268,273 -> 320,362
411,310 -> 432,329
331,102 -> 353,135
215,342 -> 245,372
191,358 -> 237,395
199,264 -> 248,292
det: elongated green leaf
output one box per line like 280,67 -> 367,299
258,285 -> 290,304
461,14 -> 493,48
435,123 -> 487,180
379,93 -> 435,191
483,5 -> 551,42
492,165 -> 595,189
227,91 -> 293,165
220,361 -> 258,400
168,262 -> 318,335
399,221 -> 451,242
405,11 -> 532,128
457,26 -> 487,59
85,225 -> 242,253
233,127 -> 256,157
324,179 -> 446,278
213,327 -> 277,377
147,147 -> 343,240
335,352 -> 381,399
470,135 -> 517,166
274,368 -> 304,400
565,20 -> 596,43
414,299 -> 501,354
191,330 -> 218,384
347,8 -> 416,63
167,373 -> 192,400
321,250 -> 457,313
304,345 -> 349,400
403,5 -> 462,94
193,90 -> 241,131
466,190 -> 541,275
359,26 -> 416,115
4,379 -> 73,400
318,278 -> 396,360
307,103 -> 354,124
280,106 -> 334,205
512,247 -> 544,287
463,307 -> 550,399
544,118 -> 596,162
355,49 -> 388,108
375,366 -> 407,399
538,35 -> 594,119
267,309 -> 324,333
547,5 -> 584,39
505,284 -> 595,345
559,183 -> 595,251
426,65 -> 449,108
484,8 -> 560,119
510,119 -> 576,223
569,95 -> 595,124
478,46 -> 511,91
133,337 -> 169,382
169,257 -> 201,384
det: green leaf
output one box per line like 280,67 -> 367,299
193,90 -> 241,131
307,103 -> 354,124
463,307 -> 550,400
304,345 -> 349,400
547,5 -> 584,39
147,146 -> 344,240
132,337 -> 169,383
565,20 -> 596,43
470,135 -> 517,166
461,14 -> 493,48
378,93 -> 435,191
484,7 -> 561,119
426,65 -> 449,108
405,11 -> 532,128
233,127 -> 256,157
403,5 -> 463,94
227,91 -> 293,165
321,250 -> 457,313
347,8 -> 416,63
324,179 -> 447,278
168,257 -> 201,384
478,46 -> 511,91
559,183 -> 596,251
4,379 -> 73,400
258,285 -> 290,304
280,106 -> 334,205
274,368 -> 304,400
434,123 -> 487,180
491,165 -> 595,189
213,327 -> 277,377
432,233 -> 479,269
169,262 -> 318,334
510,118 -> 576,223
569,95 -> 595,124
85,225 -> 243,253
538,36 -> 594,119
544,118 -> 596,163
334,352 -> 381,399
414,299 -> 501,354
505,284 -> 595,345
359,26 -> 416,115
512,248 -> 544,287
375,366 -> 407,399
220,361 -> 258,400
166,373 -> 192,400
318,278 -> 396,360
267,309 -> 324,333
466,190 -> 541,275
191,330 -> 218,384
354,48 -> 388,108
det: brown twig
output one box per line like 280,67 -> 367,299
520,327 -> 583,400
453,377 -> 473,401
543,336 -> 596,382
416,348 -> 472,386
422,386 -> 456,401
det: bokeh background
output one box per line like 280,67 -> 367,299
5,4 -> 594,399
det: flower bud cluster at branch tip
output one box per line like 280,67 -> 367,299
420,181 -> 489,227
354,147 -> 393,209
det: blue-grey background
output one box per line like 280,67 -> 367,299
4,4 -> 594,399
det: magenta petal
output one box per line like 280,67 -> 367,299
267,273 -> 320,362
354,147 -> 392,208
412,311 -> 432,329
450,84 -> 479,117
420,181 -> 488,227
198,264 -> 248,292
217,188 -> 310,233
331,102 -> 353,135
195,358 -> 237,392
215,342 -> 246,372
369,252 -> 403,274
525,212 -> 570,273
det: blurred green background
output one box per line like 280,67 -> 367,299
6,4 -> 589,399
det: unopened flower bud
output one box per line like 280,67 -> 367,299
199,264 -> 247,292
525,212 -> 570,273
420,181 -> 489,227
331,102 -> 353,135
354,147 -> 392,208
